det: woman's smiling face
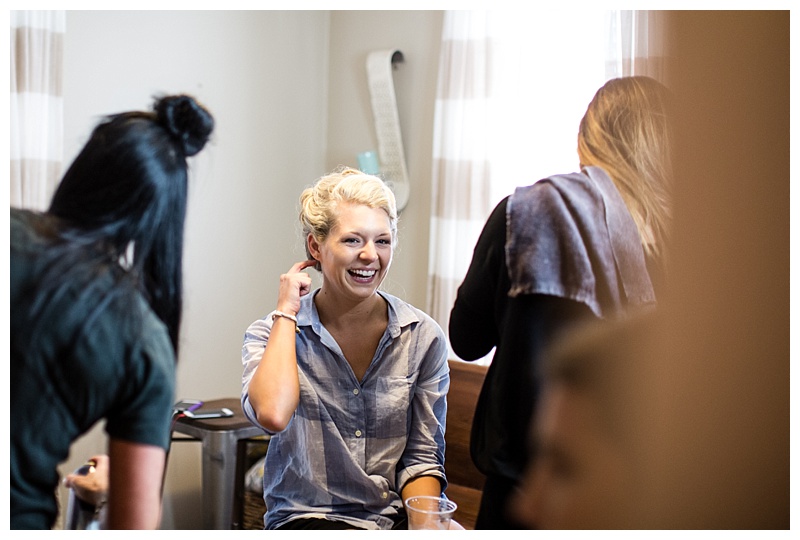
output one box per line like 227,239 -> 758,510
309,202 -> 394,302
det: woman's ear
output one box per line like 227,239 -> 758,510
307,234 -> 322,270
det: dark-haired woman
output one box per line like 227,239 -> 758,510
10,94 -> 214,529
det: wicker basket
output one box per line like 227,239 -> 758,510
242,490 -> 267,530
240,437 -> 269,530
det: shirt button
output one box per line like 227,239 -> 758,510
355,429 -> 362,437
353,388 -> 360,395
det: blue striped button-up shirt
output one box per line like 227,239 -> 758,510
242,290 -> 449,530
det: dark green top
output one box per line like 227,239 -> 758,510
10,208 -> 176,530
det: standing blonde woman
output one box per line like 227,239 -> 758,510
241,168 -> 452,530
448,76 -> 672,529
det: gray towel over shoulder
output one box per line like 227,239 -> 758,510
505,165 -> 655,318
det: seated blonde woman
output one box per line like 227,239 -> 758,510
241,168 -> 458,530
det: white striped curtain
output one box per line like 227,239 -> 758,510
606,10 -> 669,81
427,10 -> 667,363
427,11 -> 494,361
10,10 -> 65,210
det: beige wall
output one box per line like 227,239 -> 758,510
326,11 -> 444,309
56,10 -> 443,529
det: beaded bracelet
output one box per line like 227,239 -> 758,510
272,310 -> 300,334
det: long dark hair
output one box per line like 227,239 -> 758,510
32,94 -> 214,355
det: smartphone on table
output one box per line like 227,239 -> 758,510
182,407 -> 234,419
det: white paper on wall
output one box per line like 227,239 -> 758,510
366,49 -> 410,212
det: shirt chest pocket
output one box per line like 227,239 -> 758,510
372,376 -> 413,439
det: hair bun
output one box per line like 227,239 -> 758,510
153,94 -> 214,157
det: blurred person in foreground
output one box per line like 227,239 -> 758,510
449,76 -> 672,528
513,11 -> 789,530
10,94 -> 214,529
510,313 -> 654,528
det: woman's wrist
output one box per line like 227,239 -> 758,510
274,303 -> 298,317
272,310 -> 300,333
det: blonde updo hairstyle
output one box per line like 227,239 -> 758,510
299,167 -> 398,271
578,76 -> 673,261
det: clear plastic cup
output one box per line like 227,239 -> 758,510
404,495 -> 458,530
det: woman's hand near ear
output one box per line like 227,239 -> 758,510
276,260 -> 315,316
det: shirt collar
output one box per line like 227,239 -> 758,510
296,289 -> 420,338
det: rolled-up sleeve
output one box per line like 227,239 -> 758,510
396,323 -> 450,493
241,315 -> 273,430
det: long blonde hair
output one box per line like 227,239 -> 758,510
578,76 -> 673,261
